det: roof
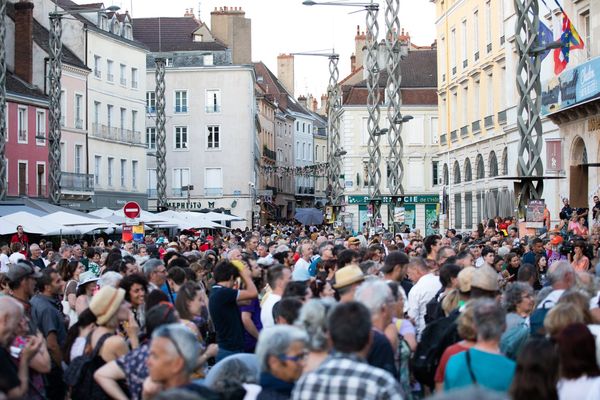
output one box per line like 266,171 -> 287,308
6,72 -> 48,103
6,2 -> 87,69
132,17 -> 227,52
343,87 -> 438,106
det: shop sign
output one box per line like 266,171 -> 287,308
346,194 -> 440,205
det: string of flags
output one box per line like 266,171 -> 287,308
259,162 -> 329,177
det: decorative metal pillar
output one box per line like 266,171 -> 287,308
154,58 -> 168,211
48,13 -> 63,204
0,0 -> 7,200
327,54 -> 343,207
384,0 -> 404,230
365,2 -> 382,227
514,0 -> 544,210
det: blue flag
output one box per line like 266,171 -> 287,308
538,20 -> 554,62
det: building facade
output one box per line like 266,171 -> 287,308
136,15 -> 256,227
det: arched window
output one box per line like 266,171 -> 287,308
453,161 -> 461,184
443,163 -> 449,186
489,151 -> 498,177
464,158 -> 472,182
476,154 -> 485,180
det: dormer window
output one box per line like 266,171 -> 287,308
98,14 -> 108,30
193,33 -> 203,42
124,24 -> 132,39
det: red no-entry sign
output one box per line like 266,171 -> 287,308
123,201 -> 141,219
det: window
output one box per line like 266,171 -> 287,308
363,161 -> 372,187
36,110 -> 46,145
75,94 -> 83,129
146,92 -> 156,113
60,142 -> 66,170
296,122 -> 299,131
17,107 -> 27,143
172,168 -> 190,196
440,37 -> 446,79
131,68 -> 138,88
308,144 -> 312,161
302,143 -> 306,160
454,193 -> 462,228
94,101 -> 100,127
165,58 -> 173,67
174,126 -> 188,149
451,92 -> 457,130
461,20 -> 467,64
108,157 -> 114,186
120,108 -> 126,133
146,128 -> 156,150
132,161 -> 138,188
94,55 -> 101,78
431,117 -> 439,144
206,125 -> 220,149
147,169 -> 157,197
462,86 -> 468,127
205,168 -> 223,196
485,1 -> 492,50
473,10 -> 479,57
487,74 -> 494,115
205,89 -> 221,113
131,110 -> 137,133
60,90 -> 66,127
315,145 -> 319,162
296,141 -> 300,159
107,105 -> 113,129
450,28 -> 456,72
107,60 -> 114,82
581,10 -> 591,59
120,159 -> 126,187
75,145 -> 82,173
120,64 -> 126,85
94,156 -> 101,185
473,79 -> 480,121
432,161 -> 439,185
175,91 -> 188,113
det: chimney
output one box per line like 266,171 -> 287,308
277,54 -> 294,96
210,6 -> 252,64
355,25 -> 366,71
350,54 -> 356,72
14,1 -> 35,84
311,98 -> 318,112
297,95 -> 307,108
184,8 -> 195,17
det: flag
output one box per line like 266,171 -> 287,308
537,20 -> 555,62
553,12 -> 585,75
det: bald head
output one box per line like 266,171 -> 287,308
0,297 -> 24,347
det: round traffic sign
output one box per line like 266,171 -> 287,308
123,201 -> 141,219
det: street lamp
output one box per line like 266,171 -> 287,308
47,4 -> 120,204
0,0 -> 7,200
303,0 -> 382,230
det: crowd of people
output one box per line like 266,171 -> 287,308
1,209 -> 600,399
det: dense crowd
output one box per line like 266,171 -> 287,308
1,202 -> 600,400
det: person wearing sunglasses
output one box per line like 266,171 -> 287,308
255,325 -> 308,399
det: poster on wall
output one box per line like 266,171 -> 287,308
404,204 -> 416,230
425,204 -> 439,236
132,224 -> 145,243
358,205 -> 369,233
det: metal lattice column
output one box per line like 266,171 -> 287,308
514,0 -> 544,209
48,13 -> 63,204
154,58 -> 168,211
365,2 -> 382,225
328,54 -> 343,206
384,0 -> 404,210
0,0 -> 7,200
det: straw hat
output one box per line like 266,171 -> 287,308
458,266 -> 476,293
77,270 -> 99,288
333,264 -> 365,289
89,286 -> 125,325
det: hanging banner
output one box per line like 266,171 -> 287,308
425,204 -> 440,236
122,225 -> 133,242
132,224 -> 145,243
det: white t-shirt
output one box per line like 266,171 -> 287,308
558,376 -> 600,400
0,253 -> 9,273
8,252 -> 25,265
260,292 -> 282,329
407,272 -> 442,339
292,258 -> 311,281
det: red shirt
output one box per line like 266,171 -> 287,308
434,342 -> 472,383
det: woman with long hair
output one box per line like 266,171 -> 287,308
61,260 -> 85,311
119,274 -> 148,333
174,282 -> 207,341
570,240 -> 590,272
556,323 -> 600,398
510,338 -> 559,400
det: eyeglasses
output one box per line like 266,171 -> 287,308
279,350 -> 308,363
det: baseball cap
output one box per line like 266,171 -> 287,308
6,262 -> 42,282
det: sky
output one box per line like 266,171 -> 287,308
118,0 -> 436,103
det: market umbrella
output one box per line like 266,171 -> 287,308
0,211 -> 65,235
294,208 -> 324,226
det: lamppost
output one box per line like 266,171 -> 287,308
513,0 -> 562,214
154,57 -> 168,211
0,0 -> 7,200
303,0 -> 383,231
289,51 -> 343,208
48,4 -> 120,204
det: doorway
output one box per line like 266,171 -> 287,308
569,136 -> 588,208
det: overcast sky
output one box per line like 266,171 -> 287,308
120,0 -> 436,103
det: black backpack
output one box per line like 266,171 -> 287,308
411,310 -> 458,390
63,333 -> 112,400
424,288 -> 445,325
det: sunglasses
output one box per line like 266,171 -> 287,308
279,350 -> 308,363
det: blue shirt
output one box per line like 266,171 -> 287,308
444,348 -> 515,392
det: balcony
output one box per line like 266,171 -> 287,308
120,78 -> 127,86
91,123 -> 143,145
61,172 -> 94,193
75,119 -> 83,129
94,69 -> 101,78
474,51 -> 479,61
484,115 -> 495,128
174,105 -> 188,113
450,130 -> 458,142
487,43 -> 492,53
497,110 -> 507,125
147,189 -> 158,198
460,125 -> 469,138
107,73 -> 114,82
263,146 -> 276,161
205,187 -> 223,197
472,120 -> 481,133
205,105 -> 221,113
266,185 -> 278,197
146,106 -> 156,114
440,133 -> 447,145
